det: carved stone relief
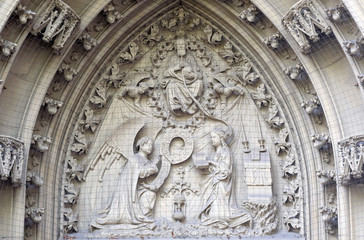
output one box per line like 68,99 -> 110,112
59,6 -> 303,238
15,4 -> 36,24
42,97 -> 63,115
31,0 -> 80,52
343,37 -> 364,59
31,135 -> 52,153
338,135 -> 364,185
284,63 -> 305,80
263,33 -> 283,50
325,3 -> 347,23
0,39 -> 17,57
282,0 -> 332,53
0,135 -> 24,186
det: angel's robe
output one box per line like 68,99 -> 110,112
90,152 -> 158,230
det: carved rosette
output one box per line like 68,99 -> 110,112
31,0 -> 80,52
338,135 -> 364,185
282,0 -> 332,54
0,136 -> 24,185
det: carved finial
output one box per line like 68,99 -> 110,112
58,63 -> 78,81
15,3 -> 36,24
0,39 -> 17,57
283,63 -> 305,80
103,3 -> 123,24
31,135 -> 52,153
43,97 -> 63,115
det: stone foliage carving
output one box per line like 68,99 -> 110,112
343,37 -> 364,59
43,96 -> 63,115
239,5 -> 258,23
0,136 -> 24,185
103,3 -> 123,24
263,32 -> 283,50
316,170 -> 336,185
0,39 -> 17,57
319,206 -> 337,234
15,4 -> 36,24
25,207 -> 44,223
311,133 -> 331,150
282,0 -> 332,53
26,172 -> 44,187
325,3 -> 347,23
31,135 -> 52,152
63,5 -> 303,237
284,63 -> 305,80
78,33 -> 98,51
338,135 -> 364,185
31,0 -> 80,51
301,96 -> 322,124
357,74 -> 364,87
58,62 -> 78,81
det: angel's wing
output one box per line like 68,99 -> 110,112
83,117 -> 145,182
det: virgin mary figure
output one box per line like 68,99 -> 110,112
198,128 -> 252,229
90,137 -> 159,230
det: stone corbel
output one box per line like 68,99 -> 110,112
325,3 -> 346,23
14,3 -> 36,24
26,172 -> 44,187
25,207 -> 44,224
78,33 -> 98,51
31,0 -> 80,51
316,170 -> 336,185
301,96 -> 321,114
0,39 -> 17,57
263,32 -> 283,49
338,135 -> 364,185
58,63 -> 78,81
31,135 -> 52,153
103,3 -> 123,24
311,133 -> 331,150
357,74 -> 364,87
284,63 -> 305,80
42,97 -> 63,115
319,206 -> 338,234
0,136 -> 24,186
343,37 -> 364,58
239,5 -> 258,23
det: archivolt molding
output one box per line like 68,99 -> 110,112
2,0 -> 362,239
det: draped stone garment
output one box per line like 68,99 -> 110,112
198,145 -> 252,229
90,153 -> 158,230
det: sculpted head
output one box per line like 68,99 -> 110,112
182,65 -> 196,80
211,128 -> 227,148
136,137 -> 153,155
